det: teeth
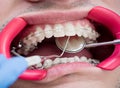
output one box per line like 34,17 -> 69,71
17,21 -> 99,55
64,22 -> 76,36
53,24 -> 65,37
53,58 -> 61,65
43,59 -> 53,68
75,23 -> 85,37
34,26 -> 45,43
44,25 -> 53,38
25,55 -> 42,67
80,56 -> 88,62
60,57 -> 68,64
31,56 -> 99,69
68,57 -> 75,63
74,56 -> 80,62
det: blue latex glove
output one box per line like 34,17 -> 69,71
0,54 -> 28,88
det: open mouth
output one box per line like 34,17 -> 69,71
0,6 -> 120,80
11,19 -> 103,69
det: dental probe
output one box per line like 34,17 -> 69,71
11,50 -> 42,67
56,37 -> 120,53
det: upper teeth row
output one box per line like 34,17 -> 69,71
17,20 -> 99,55
28,56 -> 100,69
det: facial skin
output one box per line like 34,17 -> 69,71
0,0 -> 120,88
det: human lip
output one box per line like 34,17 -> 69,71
18,8 -> 92,24
39,62 -> 100,83
0,6 -> 120,81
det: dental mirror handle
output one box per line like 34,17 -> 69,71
85,39 -> 120,48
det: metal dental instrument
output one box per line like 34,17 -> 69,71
55,37 -> 120,53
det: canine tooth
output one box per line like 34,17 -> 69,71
53,24 -> 65,37
64,22 -> 76,36
68,57 -> 75,63
53,58 -> 61,65
75,23 -> 84,37
74,56 -> 80,62
44,25 -> 53,38
60,58 -> 68,64
43,59 -> 53,68
35,26 -> 45,43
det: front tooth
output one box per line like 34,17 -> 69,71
53,58 -> 61,65
34,26 -> 45,43
64,22 -> 76,36
68,57 -> 75,63
44,25 -> 53,38
60,58 -> 68,64
43,59 -> 53,68
53,24 -> 65,37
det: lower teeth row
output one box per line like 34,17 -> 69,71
28,56 -> 100,69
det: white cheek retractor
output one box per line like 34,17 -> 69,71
55,36 -> 120,53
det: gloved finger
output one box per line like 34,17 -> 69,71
0,56 -> 28,88
0,54 -> 7,65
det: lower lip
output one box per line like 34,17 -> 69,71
37,62 -> 98,82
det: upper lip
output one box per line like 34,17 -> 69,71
18,8 -> 92,24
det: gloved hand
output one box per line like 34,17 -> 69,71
0,54 -> 28,88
